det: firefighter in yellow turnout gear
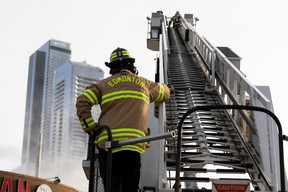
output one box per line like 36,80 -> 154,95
168,11 -> 182,28
76,47 -> 170,192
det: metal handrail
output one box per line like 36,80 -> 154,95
174,105 -> 285,192
88,125 -> 112,192
89,125 -> 176,192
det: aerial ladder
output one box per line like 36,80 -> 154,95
141,11 -> 287,192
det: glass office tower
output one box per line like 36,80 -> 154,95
41,61 -> 103,190
21,39 -> 71,176
21,39 -> 104,190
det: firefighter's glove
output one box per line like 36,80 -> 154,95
84,123 -> 99,135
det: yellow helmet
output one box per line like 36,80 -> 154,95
105,47 -> 135,68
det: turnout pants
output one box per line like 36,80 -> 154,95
98,148 -> 141,192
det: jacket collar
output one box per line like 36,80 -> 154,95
119,69 -> 133,75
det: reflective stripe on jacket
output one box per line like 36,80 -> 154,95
76,69 -> 170,153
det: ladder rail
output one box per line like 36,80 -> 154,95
176,14 -> 283,190
145,11 -> 286,192
174,105 -> 285,192
164,27 -> 276,191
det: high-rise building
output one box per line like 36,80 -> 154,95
20,39 -> 104,191
21,39 -> 72,176
41,60 -> 103,190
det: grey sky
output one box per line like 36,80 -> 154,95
0,0 -> 287,181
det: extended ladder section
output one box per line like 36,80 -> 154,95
165,27 -> 265,191
143,11 -> 286,192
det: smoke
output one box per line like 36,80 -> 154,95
39,157 -> 90,191
0,144 -> 22,171
60,166 -> 89,192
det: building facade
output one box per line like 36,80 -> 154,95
21,39 -> 104,191
22,39 -> 71,176
41,60 -> 103,190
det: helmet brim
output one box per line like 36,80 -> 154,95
105,57 -> 135,68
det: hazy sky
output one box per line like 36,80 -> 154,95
1,0 -> 287,185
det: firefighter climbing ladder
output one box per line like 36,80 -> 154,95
142,11 -> 287,192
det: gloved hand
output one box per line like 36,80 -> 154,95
83,123 -> 99,134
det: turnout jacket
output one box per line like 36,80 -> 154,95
76,69 -> 170,153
